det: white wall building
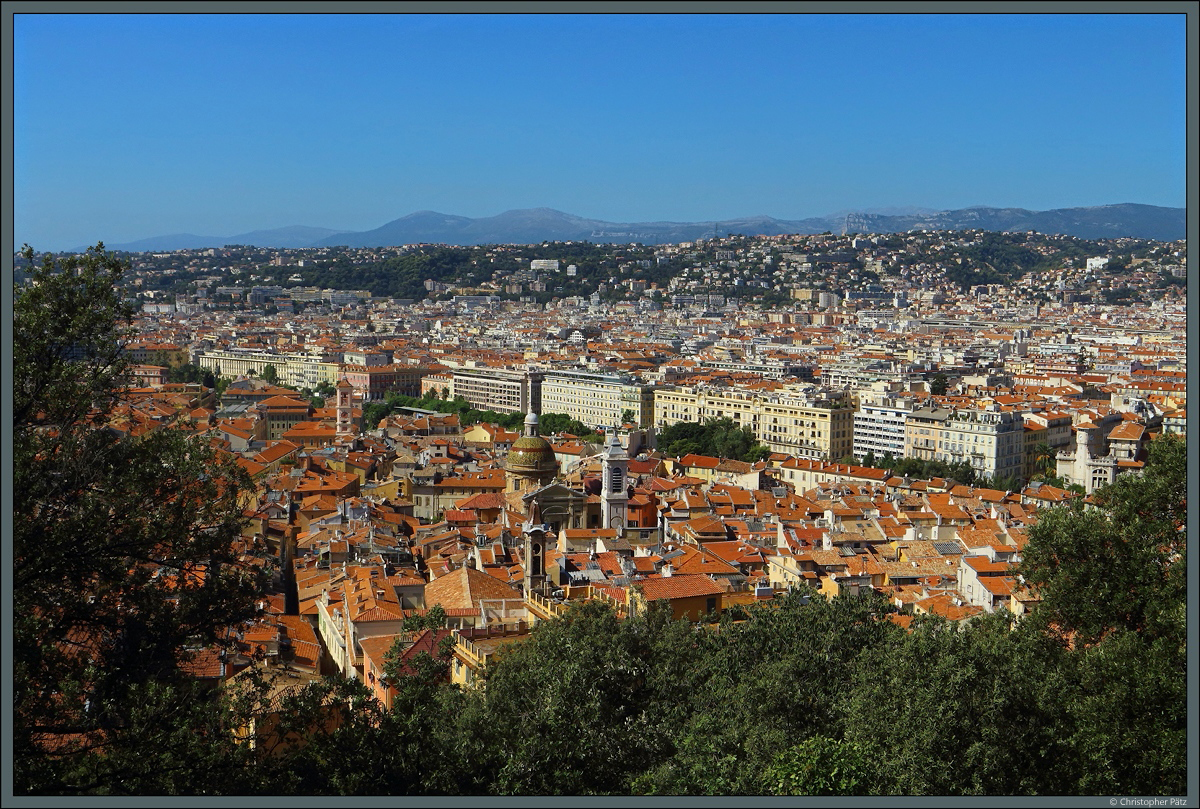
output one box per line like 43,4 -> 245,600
540,370 -> 655,429
853,391 -> 917,461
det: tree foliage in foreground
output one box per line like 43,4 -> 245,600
238,567 -> 1183,797
14,245 -> 270,793
1017,433 -> 1186,646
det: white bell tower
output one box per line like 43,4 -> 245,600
601,429 -> 629,531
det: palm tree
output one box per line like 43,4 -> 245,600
1033,441 -> 1056,480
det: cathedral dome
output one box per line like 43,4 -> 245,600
507,434 -> 556,474
507,409 -> 557,482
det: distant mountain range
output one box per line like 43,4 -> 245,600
89,225 -> 351,254
90,203 -> 1185,252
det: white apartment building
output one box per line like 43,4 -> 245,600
450,367 -> 542,415
540,370 -> 655,429
854,391 -> 918,461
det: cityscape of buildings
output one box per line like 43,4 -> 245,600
13,7 -> 1190,796
17,224 -> 1187,744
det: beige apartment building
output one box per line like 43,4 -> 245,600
904,407 -> 953,462
905,405 -> 1025,483
654,384 -> 854,460
194,348 -> 342,389
939,407 -> 1026,483
540,370 -> 655,429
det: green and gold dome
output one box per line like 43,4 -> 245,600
506,411 -> 557,485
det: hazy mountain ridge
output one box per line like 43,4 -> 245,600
80,225 -> 350,253
89,203 -> 1184,252
312,203 -> 1184,247
835,204 -> 1185,242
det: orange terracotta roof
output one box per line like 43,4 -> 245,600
639,574 -> 724,601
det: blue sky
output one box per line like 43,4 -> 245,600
13,12 -> 1188,251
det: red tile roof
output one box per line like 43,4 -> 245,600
638,574 -> 724,601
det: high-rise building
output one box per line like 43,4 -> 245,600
854,391 -> 917,461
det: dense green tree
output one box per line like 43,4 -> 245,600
1017,433 -> 1185,645
633,590 -> 897,795
227,675 -> 400,795
1054,627 -> 1186,795
14,245 -> 270,793
401,604 -> 448,633
847,612 -> 1076,795
376,645 -> 470,794
14,245 -> 132,428
658,417 -> 770,462
1031,440 -> 1057,480
163,361 -> 218,389
887,455 -> 978,485
763,736 -> 878,796
361,399 -> 392,430
260,363 -> 280,385
1004,437 -> 1184,795
471,600 -> 696,795
980,473 -> 1024,494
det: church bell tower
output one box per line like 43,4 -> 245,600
601,429 -> 629,532
522,500 -> 551,597
335,377 -> 354,436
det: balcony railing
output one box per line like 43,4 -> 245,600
525,590 -> 568,620
587,584 -> 629,618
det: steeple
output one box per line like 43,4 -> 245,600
522,498 -> 550,597
601,428 -> 629,531
335,376 -> 353,436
